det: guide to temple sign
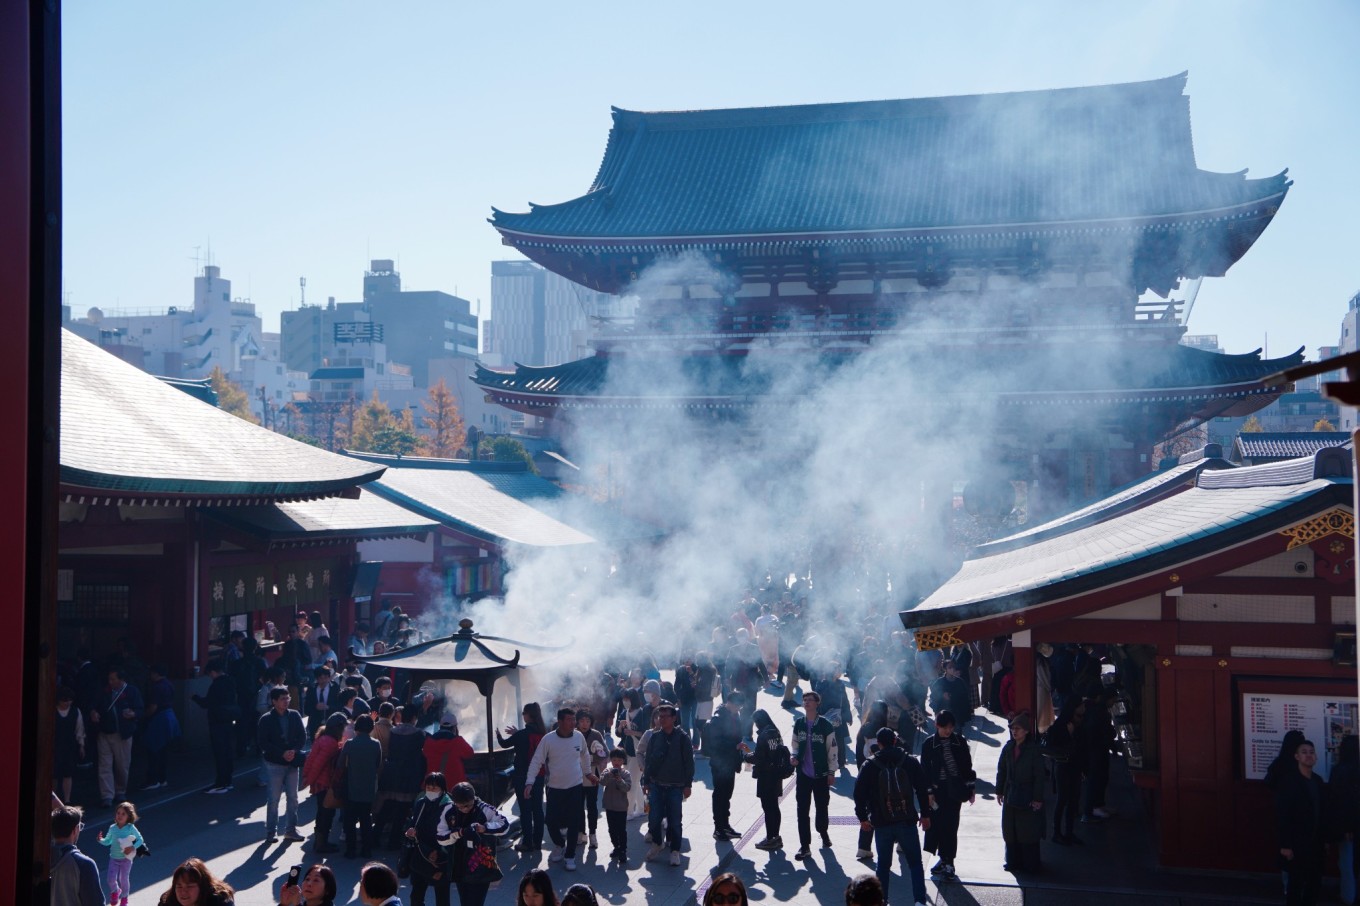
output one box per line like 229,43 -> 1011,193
1243,693 -> 1358,781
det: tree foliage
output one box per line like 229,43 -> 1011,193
1240,415 -> 1264,433
478,435 -> 537,473
208,366 -> 259,424
349,392 -> 398,453
419,379 -> 466,458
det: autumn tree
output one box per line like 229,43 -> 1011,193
1314,417 -> 1337,432
1241,415 -> 1264,433
418,378 -> 466,458
208,366 -> 259,424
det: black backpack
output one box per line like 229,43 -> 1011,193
773,741 -> 795,779
874,754 -> 917,823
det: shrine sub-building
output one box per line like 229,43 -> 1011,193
900,444 -> 1357,873
481,73 -> 1298,519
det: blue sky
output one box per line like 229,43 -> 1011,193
63,1 -> 1359,359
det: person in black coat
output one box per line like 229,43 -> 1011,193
1046,697 -> 1088,845
192,659 -> 240,793
1275,739 -> 1328,906
745,709 -> 788,851
853,727 -> 932,903
919,710 -> 977,879
704,693 -> 746,840
405,772 -> 453,906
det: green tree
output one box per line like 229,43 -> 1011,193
208,366 -> 259,424
1241,415 -> 1264,433
478,435 -> 537,473
349,392 -> 398,453
1314,417 -> 1337,432
370,423 -> 421,456
418,378 -> 466,458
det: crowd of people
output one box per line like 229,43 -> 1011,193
49,591 -> 1360,906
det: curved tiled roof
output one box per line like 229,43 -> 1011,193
474,344 -> 1306,401
902,447 -> 1353,629
493,74 -> 1289,242
903,478 -> 1348,629
61,329 -> 384,499
1234,432 -> 1351,461
365,461 -> 661,548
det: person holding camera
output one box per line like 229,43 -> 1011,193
277,864 -> 336,906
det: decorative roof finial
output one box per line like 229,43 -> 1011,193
457,618 -> 475,634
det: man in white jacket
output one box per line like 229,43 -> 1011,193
525,707 -> 594,871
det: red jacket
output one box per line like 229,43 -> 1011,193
302,734 -> 343,794
423,732 -> 473,786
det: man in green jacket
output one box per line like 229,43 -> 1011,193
790,690 -> 839,861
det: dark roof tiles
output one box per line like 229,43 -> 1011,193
493,75 -> 1289,240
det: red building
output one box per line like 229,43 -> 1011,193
900,445 -> 1357,872
57,330 -> 436,684
482,74 -> 1298,516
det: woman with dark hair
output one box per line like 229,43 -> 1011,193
301,713 -> 347,854
156,857 -> 236,906
277,864 -> 336,906
560,883 -> 600,906
702,873 -> 748,906
844,872 -> 885,906
437,781 -> 507,906
577,709 -> 608,850
746,708 -> 787,852
692,651 -> 718,754
615,688 -> 648,817
514,868 -> 558,906
405,771 -> 452,906
498,701 -> 547,852
996,712 -> 1046,873
852,699 -> 891,860
1046,697 -> 1087,845
1266,730 -> 1308,789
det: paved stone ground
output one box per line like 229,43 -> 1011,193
70,679 -> 1290,905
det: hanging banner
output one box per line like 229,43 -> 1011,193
276,558 -> 344,610
209,563 -> 272,617
1243,693 -> 1358,781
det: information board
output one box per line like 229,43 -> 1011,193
1243,693 -> 1358,781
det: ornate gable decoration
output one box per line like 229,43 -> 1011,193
914,625 -> 964,652
1279,508 -> 1354,551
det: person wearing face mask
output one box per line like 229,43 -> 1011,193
404,772 -> 453,906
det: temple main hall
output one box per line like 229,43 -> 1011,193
481,73 -> 1298,523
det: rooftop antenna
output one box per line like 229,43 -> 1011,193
300,276 -> 307,307
190,245 -> 202,275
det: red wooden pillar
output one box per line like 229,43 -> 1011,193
2,0 -> 61,897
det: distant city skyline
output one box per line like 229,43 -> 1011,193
63,2 -> 1360,358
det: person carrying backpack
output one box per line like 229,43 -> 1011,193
745,708 -> 794,852
853,727 -> 932,906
